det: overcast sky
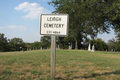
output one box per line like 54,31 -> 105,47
0,0 -> 115,43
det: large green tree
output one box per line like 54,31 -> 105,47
0,33 -> 8,52
40,36 -> 51,49
48,0 -> 120,49
8,38 -> 26,51
107,38 -> 120,51
31,41 -> 42,50
90,38 -> 108,51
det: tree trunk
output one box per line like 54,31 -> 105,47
75,39 -> 78,49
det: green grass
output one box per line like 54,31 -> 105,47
0,50 -> 120,80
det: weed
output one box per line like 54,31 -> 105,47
37,77 -> 44,80
17,72 -> 24,75
31,70 -> 37,75
70,70 -> 78,74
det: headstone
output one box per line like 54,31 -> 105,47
68,46 -> 71,50
88,44 -> 91,51
27,48 -> 28,51
58,45 -> 59,50
111,49 -> 113,52
91,45 -> 95,52
41,47 -> 42,50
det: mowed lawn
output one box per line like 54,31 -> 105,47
0,50 -> 120,80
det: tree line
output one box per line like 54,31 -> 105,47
0,33 -> 41,52
0,33 -> 120,52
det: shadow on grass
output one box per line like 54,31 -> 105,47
55,70 -> 120,80
55,77 -> 66,80
72,70 -> 120,79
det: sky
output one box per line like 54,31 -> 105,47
0,0 -> 116,43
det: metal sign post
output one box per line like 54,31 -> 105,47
51,36 -> 56,79
40,14 -> 69,80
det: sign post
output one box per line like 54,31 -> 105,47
40,14 -> 69,80
51,36 -> 56,79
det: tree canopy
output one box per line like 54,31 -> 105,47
48,0 -> 120,49
0,33 -> 8,52
8,38 -> 26,51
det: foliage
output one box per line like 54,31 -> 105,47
0,33 -> 8,52
31,41 -> 42,50
40,36 -> 51,49
48,0 -> 120,49
8,38 -> 26,51
90,38 -> 108,51
107,38 -> 120,51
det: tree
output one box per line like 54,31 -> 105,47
40,36 -> 51,49
0,33 -> 8,52
107,38 -> 116,51
31,41 -> 42,50
48,0 -> 120,49
90,38 -> 108,51
107,38 -> 120,51
8,38 -> 26,51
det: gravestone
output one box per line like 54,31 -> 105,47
41,47 -> 42,50
58,45 -> 59,50
88,43 -> 91,51
91,45 -> 95,52
111,49 -> 113,52
68,46 -> 71,50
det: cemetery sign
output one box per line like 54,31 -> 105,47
40,14 -> 69,36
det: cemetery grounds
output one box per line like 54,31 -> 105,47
0,50 -> 120,80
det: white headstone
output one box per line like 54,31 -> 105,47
111,49 -> 113,52
68,46 -> 71,50
58,45 -> 59,50
91,45 -> 95,52
88,44 -> 91,51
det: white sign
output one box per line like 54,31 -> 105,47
40,14 -> 69,36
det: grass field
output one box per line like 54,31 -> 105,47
0,50 -> 120,80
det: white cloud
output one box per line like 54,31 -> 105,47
15,2 -> 51,19
0,27 -> 4,29
8,25 -> 27,31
